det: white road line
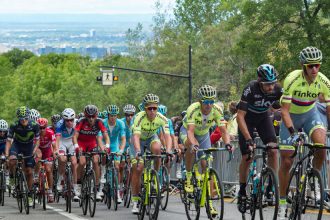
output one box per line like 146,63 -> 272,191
46,205 -> 88,220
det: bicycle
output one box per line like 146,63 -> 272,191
121,151 -> 132,208
80,151 -> 101,217
103,152 -> 119,211
63,153 -> 74,213
183,147 -> 231,220
12,154 -> 33,214
52,154 -> 60,203
33,158 -> 52,210
241,144 -> 279,220
286,140 -> 330,220
0,155 -> 7,206
138,150 -> 163,220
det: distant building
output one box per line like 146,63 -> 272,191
90,29 -> 96,38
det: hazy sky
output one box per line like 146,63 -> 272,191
0,0 -> 176,14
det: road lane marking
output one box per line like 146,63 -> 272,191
46,205 -> 88,220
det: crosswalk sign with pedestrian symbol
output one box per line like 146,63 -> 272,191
102,70 -> 113,86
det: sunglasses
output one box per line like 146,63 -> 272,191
146,107 -> 158,111
65,119 -> 74,122
108,114 -> 117,117
87,115 -> 96,119
125,114 -> 134,117
260,81 -> 276,86
304,63 -> 321,69
201,99 -> 215,105
19,117 -> 29,121
40,127 -> 46,130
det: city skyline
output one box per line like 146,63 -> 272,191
0,0 -> 175,14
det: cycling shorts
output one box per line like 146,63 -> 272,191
130,134 -> 160,159
10,142 -> 35,168
58,139 -> 75,155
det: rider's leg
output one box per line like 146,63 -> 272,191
310,128 -> 326,171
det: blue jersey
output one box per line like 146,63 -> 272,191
103,118 -> 126,152
120,117 -> 133,148
55,119 -> 76,140
157,118 -> 174,135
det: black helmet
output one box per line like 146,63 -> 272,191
257,64 -> 277,83
84,104 -> 98,117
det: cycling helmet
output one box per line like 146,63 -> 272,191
158,104 -> 167,116
197,85 -> 216,100
37,118 -> 48,127
84,104 -> 98,117
62,108 -> 75,120
16,106 -> 30,119
98,112 -> 103,118
257,64 -> 278,83
181,110 -> 187,118
138,103 -> 144,112
299,46 -> 322,64
29,109 -> 41,121
0,119 -> 8,131
102,110 -> 108,118
123,104 -> 136,114
77,112 -> 84,119
106,105 -> 120,115
143,94 -> 159,105
51,114 -> 61,124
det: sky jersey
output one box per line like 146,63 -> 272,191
75,118 -> 107,148
281,70 -> 330,114
120,117 -> 133,148
132,111 -> 169,140
7,120 -> 40,144
238,80 -> 282,114
183,102 -> 225,136
39,128 -> 56,149
103,118 -> 126,151
55,119 -> 77,140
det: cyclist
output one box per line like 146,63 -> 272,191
180,85 -> 232,215
102,104 -> 126,203
36,118 -> 56,203
0,120 -> 9,187
236,64 -> 282,213
172,110 -> 186,179
50,114 -> 61,133
55,108 -> 80,200
130,94 -> 172,214
5,106 -> 40,206
278,47 -> 330,219
73,104 -> 110,201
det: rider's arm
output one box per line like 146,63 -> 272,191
55,135 -> 61,153
5,139 -> 12,157
119,135 -> 126,152
33,139 -> 40,154
72,130 -> 80,149
187,124 -> 199,146
133,133 -> 141,153
218,125 -> 230,145
236,109 -> 252,141
281,102 -> 294,134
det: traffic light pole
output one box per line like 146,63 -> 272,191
100,45 -> 193,104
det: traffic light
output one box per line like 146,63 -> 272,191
113,76 -> 119,81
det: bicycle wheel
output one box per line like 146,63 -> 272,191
53,162 -> 59,203
258,167 -> 279,220
183,173 -> 201,220
160,166 -> 170,210
111,168 -> 118,211
205,168 -> 224,220
242,174 -> 257,220
123,166 -> 131,208
81,175 -> 88,215
15,174 -> 23,213
298,169 -> 324,220
21,173 -> 29,214
0,170 -> 4,206
138,174 -> 146,220
65,168 -> 72,213
88,170 -> 97,217
40,172 -> 46,210
286,168 -> 301,220
147,169 -> 160,220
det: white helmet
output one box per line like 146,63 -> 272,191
29,109 -> 41,121
123,104 -> 136,114
62,108 -> 75,120
0,119 -> 8,131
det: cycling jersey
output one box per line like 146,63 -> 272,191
132,111 -> 169,140
75,118 -> 107,151
157,118 -> 174,135
0,133 -> 7,154
183,102 -> 225,136
39,128 -> 55,159
7,120 -> 40,144
120,117 -> 133,149
281,70 -> 330,114
103,118 -> 126,152
56,119 -> 77,155
238,80 -> 282,114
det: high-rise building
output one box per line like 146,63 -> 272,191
90,29 -> 96,38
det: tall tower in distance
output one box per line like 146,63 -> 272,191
90,29 -> 96,38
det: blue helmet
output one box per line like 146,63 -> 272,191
257,64 -> 277,83
138,103 -> 144,112
106,104 -> 120,115
158,104 -> 167,116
